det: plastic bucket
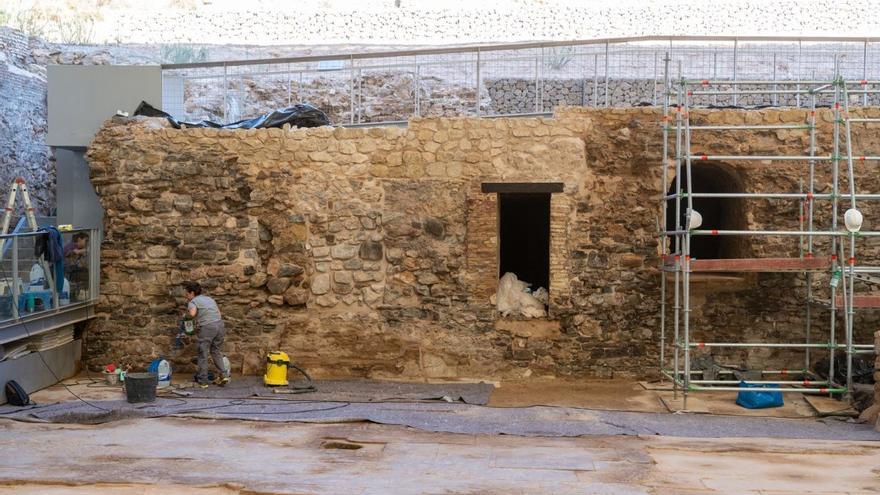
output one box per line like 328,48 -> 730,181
124,372 -> 158,403
103,370 -> 119,386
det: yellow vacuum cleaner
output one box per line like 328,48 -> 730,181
263,351 -> 290,386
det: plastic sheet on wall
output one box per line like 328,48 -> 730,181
133,101 -> 330,129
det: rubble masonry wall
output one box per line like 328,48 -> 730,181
85,106 -> 880,380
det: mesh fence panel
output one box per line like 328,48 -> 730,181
162,39 -> 880,124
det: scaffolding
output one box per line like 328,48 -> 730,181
659,55 -> 880,409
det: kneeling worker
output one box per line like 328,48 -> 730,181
183,281 -> 230,388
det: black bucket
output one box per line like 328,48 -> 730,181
124,372 -> 158,403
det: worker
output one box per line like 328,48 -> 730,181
182,281 -> 230,388
63,232 -> 88,301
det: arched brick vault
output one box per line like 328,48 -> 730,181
666,162 -> 749,260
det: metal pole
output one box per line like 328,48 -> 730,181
10,236 -> 18,320
538,46 -> 545,112
847,233 -> 855,398
287,63 -> 291,107
806,93 -> 816,369
672,62 -> 683,399
604,41 -> 610,107
686,342 -> 849,349
414,58 -> 420,117
797,41 -> 802,107
652,50 -> 659,106
772,52 -> 778,106
535,49 -> 541,113
223,63 -> 228,121
829,59 -> 841,387
798,179 -> 804,257
682,81 -> 693,410
476,48 -> 481,116
732,39 -> 739,106
712,50 -> 718,106
863,41 -> 869,106
592,54 -> 599,108
349,55 -> 355,125
659,52 -> 671,378
581,50 -> 588,107
841,82 -> 858,399
357,69 -> 362,124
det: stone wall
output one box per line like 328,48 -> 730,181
85,107 -> 880,381
485,78 -> 880,115
0,28 -> 54,213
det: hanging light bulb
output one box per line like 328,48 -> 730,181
844,208 -> 863,233
687,209 -> 703,230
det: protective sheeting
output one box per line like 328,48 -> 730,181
492,272 -> 547,318
2,398 -> 879,441
178,376 -> 494,405
133,101 -> 331,129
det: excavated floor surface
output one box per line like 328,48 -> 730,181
0,417 -> 879,495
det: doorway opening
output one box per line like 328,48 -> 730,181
498,192 -> 550,290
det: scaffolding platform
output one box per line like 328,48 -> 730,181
657,67 -> 880,409
662,256 -> 833,273
833,295 -> 880,308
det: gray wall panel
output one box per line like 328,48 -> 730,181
48,65 -> 162,147
55,148 -> 104,231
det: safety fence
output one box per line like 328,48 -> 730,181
160,36 -> 880,126
0,228 -> 100,328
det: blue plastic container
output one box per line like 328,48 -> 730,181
736,380 -> 784,409
147,358 -> 172,388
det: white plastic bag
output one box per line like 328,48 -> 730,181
495,272 -> 547,318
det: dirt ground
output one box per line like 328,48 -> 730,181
0,417 -> 878,495
5,374 -> 876,494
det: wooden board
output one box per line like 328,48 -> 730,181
639,380 -> 674,391
834,295 -> 880,308
803,395 -> 859,417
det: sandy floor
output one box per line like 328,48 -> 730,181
0,417 -> 878,494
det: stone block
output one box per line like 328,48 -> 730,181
359,240 -> 383,261
283,286 -> 309,306
266,277 -> 291,295
331,244 -> 358,259
311,274 -> 331,295
277,263 -> 304,277
423,218 -> 445,239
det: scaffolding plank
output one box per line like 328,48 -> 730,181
834,295 -> 880,308
663,256 -> 832,272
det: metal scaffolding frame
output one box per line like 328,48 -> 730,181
659,55 -> 880,409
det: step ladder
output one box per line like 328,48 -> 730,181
0,177 -> 58,317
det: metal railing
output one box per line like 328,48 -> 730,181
161,35 -> 880,126
0,228 -> 100,329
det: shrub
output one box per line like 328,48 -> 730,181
161,44 -> 210,64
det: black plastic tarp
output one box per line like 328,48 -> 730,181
133,101 -> 330,129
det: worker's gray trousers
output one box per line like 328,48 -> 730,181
197,320 -> 228,383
